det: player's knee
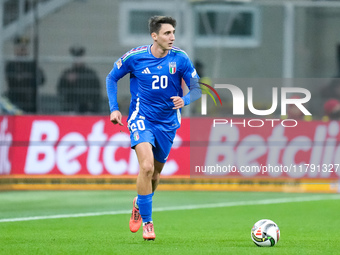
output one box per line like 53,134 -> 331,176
139,161 -> 154,178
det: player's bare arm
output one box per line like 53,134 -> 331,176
171,96 -> 185,109
110,110 -> 123,126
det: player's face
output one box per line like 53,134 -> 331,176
153,24 -> 175,51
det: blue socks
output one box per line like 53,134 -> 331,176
137,192 -> 154,223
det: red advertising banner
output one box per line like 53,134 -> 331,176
1,115 -> 340,181
0,116 -> 189,176
190,118 -> 340,180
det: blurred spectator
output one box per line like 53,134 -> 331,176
282,95 -> 312,121
323,98 -> 340,121
287,96 -> 304,120
193,60 -> 214,116
320,44 -> 340,99
5,35 -> 45,113
321,78 -> 340,99
57,45 -> 101,113
195,60 -> 212,87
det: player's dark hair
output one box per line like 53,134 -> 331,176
148,16 -> 176,34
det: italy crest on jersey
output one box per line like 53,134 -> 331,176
169,62 -> 176,74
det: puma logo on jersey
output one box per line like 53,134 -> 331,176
142,67 -> 151,74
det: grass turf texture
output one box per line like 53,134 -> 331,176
0,191 -> 339,255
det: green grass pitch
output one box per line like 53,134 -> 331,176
0,190 -> 339,255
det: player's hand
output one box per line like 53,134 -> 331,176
171,96 -> 184,109
110,110 -> 123,126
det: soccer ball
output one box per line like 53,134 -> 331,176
251,219 -> 280,247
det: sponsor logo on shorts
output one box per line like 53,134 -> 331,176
133,131 -> 139,141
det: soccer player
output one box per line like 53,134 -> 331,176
106,16 -> 201,240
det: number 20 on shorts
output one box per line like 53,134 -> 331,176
130,120 -> 145,132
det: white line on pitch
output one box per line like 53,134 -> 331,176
1,194 -> 339,223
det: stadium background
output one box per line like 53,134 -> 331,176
0,0 -> 340,192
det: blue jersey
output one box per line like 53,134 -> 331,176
106,45 -> 201,130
